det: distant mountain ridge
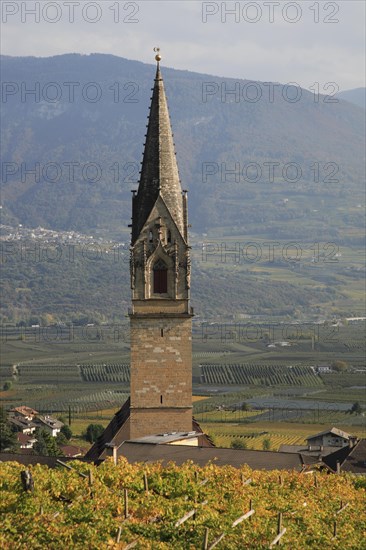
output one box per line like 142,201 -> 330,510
1,54 -> 365,323
336,87 -> 365,109
0,53 -> 364,241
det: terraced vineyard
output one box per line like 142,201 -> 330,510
200,364 -> 323,386
16,364 -> 81,383
27,390 -> 129,413
211,432 -> 306,451
80,364 -> 130,383
1,460 -> 364,549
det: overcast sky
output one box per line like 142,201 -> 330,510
1,0 -> 365,90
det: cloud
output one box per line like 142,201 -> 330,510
1,0 -> 365,90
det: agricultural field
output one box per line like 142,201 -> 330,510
201,422 -> 366,451
80,364 -> 130,384
1,459 -> 365,549
0,321 -> 364,451
200,364 -> 323,386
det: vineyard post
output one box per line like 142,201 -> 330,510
249,499 -> 253,521
314,473 -> 318,488
207,532 -> 226,550
116,526 -> 122,543
333,521 -> 337,538
124,488 -> 129,518
269,513 -> 286,548
88,469 -> 93,487
278,475 -> 283,486
203,527 -> 209,550
143,472 -> 149,493
337,501 -> 349,515
277,512 -> 283,545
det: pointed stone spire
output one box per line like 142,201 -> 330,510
132,51 -> 184,243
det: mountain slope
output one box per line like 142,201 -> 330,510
1,54 -> 364,240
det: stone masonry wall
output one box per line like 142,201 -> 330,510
129,315 -> 192,438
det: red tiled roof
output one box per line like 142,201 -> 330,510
60,445 -> 83,457
11,406 -> 38,416
17,433 -> 36,444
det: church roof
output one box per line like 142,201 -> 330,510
132,62 -> 184,243
115,442 -> 308,471
84,398 -> 214,462
84,398 -> 131,461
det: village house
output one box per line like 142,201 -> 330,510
8,415 -> 36,434
17,433 -> 37,449
306,427 -> 357,449
59,445 -> 83,458
33,415 -> 64,437
10,406 -> 38,421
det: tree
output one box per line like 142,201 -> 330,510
231,439 -> 247,450
34,429 -> 62,456
85,424 -> 104,443
262,438 -> 271,451
350,402 -> 362,415
56,432 -> 68,446
332,361 -> 348,372
241,402 -> 251,412
3,381 -> 12,391
60,424 -> 72,440
0,407 -> 19,452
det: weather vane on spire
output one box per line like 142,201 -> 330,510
153,47 -> 162,62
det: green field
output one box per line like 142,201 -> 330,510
0,321 -> 364,453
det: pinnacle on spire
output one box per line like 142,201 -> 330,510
132,52 -> 184,244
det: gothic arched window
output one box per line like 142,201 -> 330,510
153,259 -> 168,294
167,230 -> 172,243
149,231 -> 153,243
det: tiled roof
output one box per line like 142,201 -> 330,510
17,433 -> 36,444
307,427 -> 352,441
84,399 -> 214,462
116,442 -> 306,471
279,445 -> 336,457
60,445 -> 83,457
11,406 -> 38,416
323,440 -> 366,473
84,398 -> 131,461
34,416 -> 63,429
8,417 -> 36,431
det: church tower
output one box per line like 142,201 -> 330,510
85,53 -> 212,462
128,51 -> 193,438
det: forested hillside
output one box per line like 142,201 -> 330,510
1,54 -> 365,323
1,54 -> 364,240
